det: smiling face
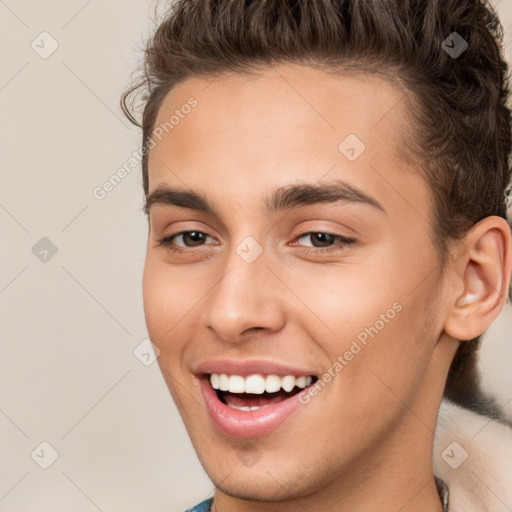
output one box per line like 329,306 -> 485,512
143,64 -> 458,508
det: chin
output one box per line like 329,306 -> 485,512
197,450 -> 331,503
212,475 -> 314,503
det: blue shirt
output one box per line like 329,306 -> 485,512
185,497 -> 213,512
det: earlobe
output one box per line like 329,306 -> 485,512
444,216 -> 512,341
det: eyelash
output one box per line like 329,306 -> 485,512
157,230 -> 356,255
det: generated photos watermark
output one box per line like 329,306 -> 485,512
92,96 -> 198,201
298,301 -> 403,405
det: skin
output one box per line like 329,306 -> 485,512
142,63 -> 512,512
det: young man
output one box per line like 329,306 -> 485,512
121,1 -> 512,510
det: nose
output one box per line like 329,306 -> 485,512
201,243 -> 286,343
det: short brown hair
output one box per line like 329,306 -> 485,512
121,0 -> 512,418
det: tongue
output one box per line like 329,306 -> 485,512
222,389 -> 296,408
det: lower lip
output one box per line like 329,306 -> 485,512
199,377 -> 307,438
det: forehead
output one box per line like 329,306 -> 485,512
147,63 -> 427,220
152,64 -> 410,157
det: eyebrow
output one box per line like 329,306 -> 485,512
144,179 -> 385,216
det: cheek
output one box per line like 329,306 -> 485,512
345,287 -> 438,416
291,259 -> 435,394
282,260 -> 400,339
142,258 -> 166,338
142,256 -> 196,358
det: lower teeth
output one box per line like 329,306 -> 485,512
227,404 -> 267,412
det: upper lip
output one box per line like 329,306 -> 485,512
194,359 -> 318,378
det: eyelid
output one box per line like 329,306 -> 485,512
292,224 -> 355,238
291,223 -> 356,241
154,219 -> 219,243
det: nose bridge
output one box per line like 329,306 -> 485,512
202,236 -> 285,341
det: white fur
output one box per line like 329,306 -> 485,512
433,398 -> 512,511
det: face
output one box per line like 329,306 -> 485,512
143,64 -> 451,502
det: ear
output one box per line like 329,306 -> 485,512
443,216 -> 512,341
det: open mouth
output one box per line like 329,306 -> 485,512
208,373 -> 319,412
197,367 -> 321,438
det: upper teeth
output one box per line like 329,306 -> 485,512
209,373 -> 313,394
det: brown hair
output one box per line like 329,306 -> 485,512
121,0 -> 512,419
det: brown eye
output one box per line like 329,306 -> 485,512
158,231 -> 215,250
295,232 -> 355,250
298,232 -> 336,248
178,231 -> 209,247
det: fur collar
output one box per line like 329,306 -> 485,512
433,398 -> 512,512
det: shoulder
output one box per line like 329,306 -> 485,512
184,497 -> 213,512
434,398 -> 512,512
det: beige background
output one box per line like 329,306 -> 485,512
0,1 -> 511,511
